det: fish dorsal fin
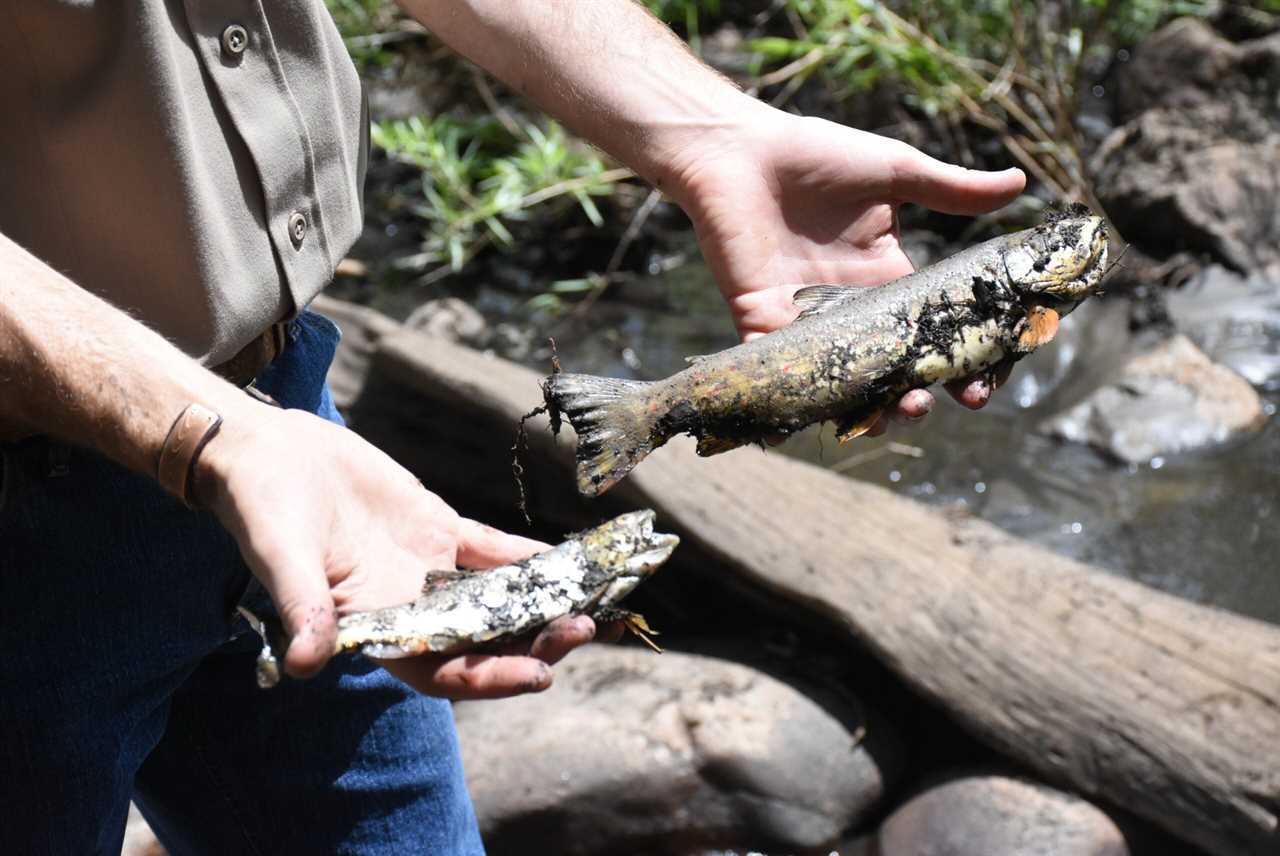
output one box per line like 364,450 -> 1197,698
792,285 -> 871,320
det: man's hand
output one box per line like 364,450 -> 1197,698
198,407 -> 594,699
670,109 -> 1026,431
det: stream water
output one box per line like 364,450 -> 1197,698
501,256 -> 1280,626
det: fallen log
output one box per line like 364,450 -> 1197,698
318,296 -> 1280,855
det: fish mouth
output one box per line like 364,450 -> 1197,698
616,510 -> 680,574
574,510 -> 679,611
580,509 -> 680,579
628,532 -> 680,574
1004,215 -> 1109,301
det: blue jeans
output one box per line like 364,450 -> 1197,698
0,312 -> 484,856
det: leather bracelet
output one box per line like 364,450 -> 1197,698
157,404 -> 223,509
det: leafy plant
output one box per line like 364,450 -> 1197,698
373,114 -> 632,278
324,0 -> 411,69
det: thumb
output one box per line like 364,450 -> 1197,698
891,147 -> 1025,215
263,563 -> 339,679
454,517 -> 549,569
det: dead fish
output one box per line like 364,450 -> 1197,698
544,208 -> 1110,497
239,510 -> 678,688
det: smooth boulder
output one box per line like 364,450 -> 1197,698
1165,266 -> 1280,390
878,774 -> 1128,856
1041,334 -> 1266,463
454,646 -> 894,856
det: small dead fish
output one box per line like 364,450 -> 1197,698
239,510 -> 678,688
544,209 -> 1110,497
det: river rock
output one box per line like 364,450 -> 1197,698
404,296 -> 489,346
1165,266 -> 1280,390
1041,334 -> 1267,463
1093,106 -> 1280,276
1095,19 -> 1280,277
1112,18 -> 1280,124
454,646 -> 892,856
878,774 -> 1128,856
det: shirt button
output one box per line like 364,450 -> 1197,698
288,211 -> 308,248
221,24 -> 248,58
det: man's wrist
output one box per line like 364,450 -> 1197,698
653,97 -> 778,211
186,394 -> 275,512
156,404 -> 223,507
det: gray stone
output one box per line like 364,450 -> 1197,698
878,774 -> 1128,856
404,296 -> 489,346
454,646 -> 892,856
1113,19 -> 1279,124
1041,334 -> 1267,463
1165,266 -> 1280,390
1093,109 -> 1280,276
1094,19 -> 1280,277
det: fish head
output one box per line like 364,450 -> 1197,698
1002,212 -> 1109,302
578,510 -> 679,609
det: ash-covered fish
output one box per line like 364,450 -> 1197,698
545,209 -> 1110,497
239,510 -> 677,688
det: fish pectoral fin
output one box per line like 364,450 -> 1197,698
835,408 -> 884,443
792,284 -> 872,321
1016,305 -> 1061,352
696,433 -> 750,456
595,607 -> 663,653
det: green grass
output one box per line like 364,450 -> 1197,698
324,0 -> 407,69
373,114 -> 631,275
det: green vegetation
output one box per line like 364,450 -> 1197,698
373,115 -> 632,279
324,0 -> 407,68
643,0 -> 722,46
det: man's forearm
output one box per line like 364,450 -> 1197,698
0,232 -> 259,479
396,0 -> 765,199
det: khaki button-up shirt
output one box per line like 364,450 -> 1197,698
0,1 -> 368,364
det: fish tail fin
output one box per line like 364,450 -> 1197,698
543,373 -> 665,496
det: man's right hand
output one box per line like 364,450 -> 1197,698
197,405 -> 594,699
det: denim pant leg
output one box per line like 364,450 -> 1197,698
0,311 -> 483,856
0,440 -> 251,856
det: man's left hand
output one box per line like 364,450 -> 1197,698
669,109 -> 1026,433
